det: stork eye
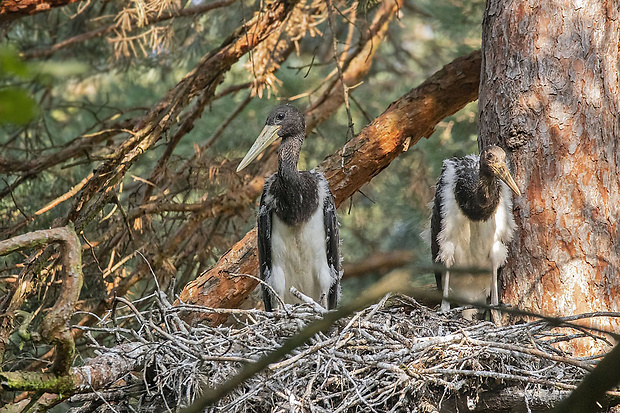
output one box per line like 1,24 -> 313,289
276,112 -> 285,121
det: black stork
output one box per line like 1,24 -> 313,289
236,104 -> 340,311
430,145 -> 521,319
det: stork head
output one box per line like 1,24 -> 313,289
480,145 -> 521,196
236,104 -> 305,172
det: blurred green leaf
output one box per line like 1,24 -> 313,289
0,88 -> 38,125
0,46 -> 30,78
32,61 -> 89,79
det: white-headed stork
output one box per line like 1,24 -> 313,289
430,145 -> 520,319
236,104 -> 340,311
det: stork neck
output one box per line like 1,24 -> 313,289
272,134 -> 319,226
476,173 -> 499,205
470,172 -> 501,219
455,170 -> 502,221
277,135 -> 303,184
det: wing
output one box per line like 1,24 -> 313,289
323,188 -> 340,310
431,171 -> 445,291
257,184 -> 274,311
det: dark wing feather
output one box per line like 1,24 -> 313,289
323,187 -> 340,310
257,183 -> 274,311
431,166 -> 446,291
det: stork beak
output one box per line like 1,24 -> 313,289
236,124 -> 282,172
492,163 -> 521,196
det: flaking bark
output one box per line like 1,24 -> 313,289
479,0 -> 620,355
0,0 -> 86,23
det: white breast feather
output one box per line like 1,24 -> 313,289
268,178 -> 334,306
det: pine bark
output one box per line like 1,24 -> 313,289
479,0 -> 620,354
0,0 -> 85,23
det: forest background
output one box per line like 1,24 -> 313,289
2,0 -> 618,411
0,0 -> 482,313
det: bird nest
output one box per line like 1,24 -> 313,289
67,292 -> 614,412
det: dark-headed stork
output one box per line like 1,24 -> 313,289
431,145 -> 520,319
236,104 -> 340,311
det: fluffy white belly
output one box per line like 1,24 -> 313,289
438,193 -> 512,303
269,207 -> 333,305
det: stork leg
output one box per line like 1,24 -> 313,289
262,286 -> 274,312
490,265 -> 502,326
441,270 -> 451,312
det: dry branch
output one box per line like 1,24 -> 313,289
0,225 -> 83,374
20,0 -> 236,60
18,283 -> 619,411
305,0 -> 400,132
0,0 -> 86,23
66,0 -> 302,231
0,122 -> 133,203
0,342 -> 147,398
177,49 -> 483,324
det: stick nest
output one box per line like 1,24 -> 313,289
69,293 -> 612,412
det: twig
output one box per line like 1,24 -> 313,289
552,343 -> 620,413
20,0 -> 238,59
289,286 -> 328,314
226,271 -> 288,312
324,0 -> 355,143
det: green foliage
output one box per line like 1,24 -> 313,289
0,87 -> 37,125
0,46 -> 37,125
0,45 -> 88,125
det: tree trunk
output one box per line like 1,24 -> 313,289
479,0 -> 620,355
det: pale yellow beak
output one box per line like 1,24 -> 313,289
236,124 -> 282,172
491,163 -> 521,196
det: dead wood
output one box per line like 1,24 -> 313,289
19,0 -> 236,60
0,342 -> 147,407
0,224 -> 82,375
65,0 -> 302,231
11,283 -> 618,412
0,0 -> 86,23
176,49 -> 483,325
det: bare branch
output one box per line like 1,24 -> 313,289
20,0 -> 237,60
0,224 -> 83,375
66,0 -> 302,231
0,0 -> 87,23
552,342 -> 620,413
0,342 -> 147,392
305,0 -> 400,132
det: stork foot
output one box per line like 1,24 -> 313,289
440,299 -> 450,312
